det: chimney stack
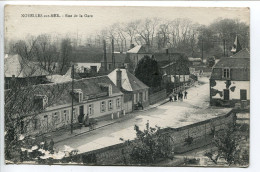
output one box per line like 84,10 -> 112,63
103,40 -> 107,71
130,44 -> 135,49
112,39 -> 115,69
166,48 -> 169,54
116,69 -> 122,89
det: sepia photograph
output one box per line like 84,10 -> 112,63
3,5 -> 250,167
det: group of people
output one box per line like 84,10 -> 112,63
169,90 -> 188,102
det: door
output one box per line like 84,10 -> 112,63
240,89 -> 247,100
223,89 -> 230,100
79,106 -> 84,122
139,92 -> 143,102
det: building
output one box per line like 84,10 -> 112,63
126,45 -> 153,72
5,75 -> 124,136
72,47 -> 104,73
4,54 -> 50,89
101,52 -> 129,71
210,49 -> 250,107
154,52 -> 190,84
108,68 -> 149,112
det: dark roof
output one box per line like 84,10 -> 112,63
101,53 -> 127,63
213,49 -> 250,69
72,49 -> 104,63
4,54 -> 49,78
5,75 -> 123,115
153,53 -> 188,63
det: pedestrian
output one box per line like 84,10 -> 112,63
84,114 -> 90,127
178,92 -> 181,100
49,139 -> 54,154
180,92 -> 183,101
174,93 -> 177,101
184,90 -> 188,99
169,96 -> 173,102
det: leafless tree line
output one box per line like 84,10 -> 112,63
86,17 -> 249,57
7,34 -> 73,75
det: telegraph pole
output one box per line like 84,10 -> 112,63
71,64 -> 74,134
201,39 -> 204,63
223,39 -> 226,57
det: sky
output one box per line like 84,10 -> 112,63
5,6 -> 250,41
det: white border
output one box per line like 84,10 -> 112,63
1,1 -> 260,172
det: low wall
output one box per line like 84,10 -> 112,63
149,89 -> 167,105
65,109 -> 235,165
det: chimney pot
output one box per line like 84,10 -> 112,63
116,69 -> 122,89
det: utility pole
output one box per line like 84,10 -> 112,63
201,39 -> 204,63
103,40 -> 107,71
223,39 -> 226,57
71,64 -> 74,134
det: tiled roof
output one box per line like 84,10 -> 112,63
108,69 -> 149,92
4,54 -> 49,78
213,49 -> 250,69
5,75 -> 123,114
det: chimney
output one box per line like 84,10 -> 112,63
112,39 -> 115,69
103,40 -> 107,71
130,44 -> 135,49
166,48 -> 169,54
116,69 -> 122,89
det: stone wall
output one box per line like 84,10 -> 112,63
149,89 -> 167,105
69,109 -> 235,165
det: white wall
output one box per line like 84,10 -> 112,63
211,80 -> 250,100
75,63 -> 101,73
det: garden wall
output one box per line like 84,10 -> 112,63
67,109 -> 236,165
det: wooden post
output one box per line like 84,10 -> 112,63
71,65 -> 74,134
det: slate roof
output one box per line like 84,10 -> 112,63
4,54 -> 49,78
127,45 -> 151,54
213,49 -> 250,69
108,69 -> 149,92
5,75 -> 123,114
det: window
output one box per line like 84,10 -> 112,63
133,94 -> 136,104
116,98 -> 121,108
79,92 -> 83,102
88,104 -> 93,116
52,112 -> 60,124
108,100 -> 113,110
63,110 -> 68,122
101,101 -> 106,112
223,68 -> 230,79
33,119 -> 39,130
73,108 -> 76,119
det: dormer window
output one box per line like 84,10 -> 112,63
72,89 -> 83,102
34,95 -> 48,110
223,68 -> 230,79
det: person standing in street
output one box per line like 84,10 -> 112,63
184,90 -> 188,99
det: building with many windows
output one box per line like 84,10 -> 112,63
5,75 -> 124,136
209,49 -> 250,107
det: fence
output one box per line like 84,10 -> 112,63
149,89 -> 167,105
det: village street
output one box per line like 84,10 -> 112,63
54,77 -> 230,154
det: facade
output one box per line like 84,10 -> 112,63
4,54 -> 50,89
210,49 -> 250,107
108,68 -> 149,112
6,76 -> 124,136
